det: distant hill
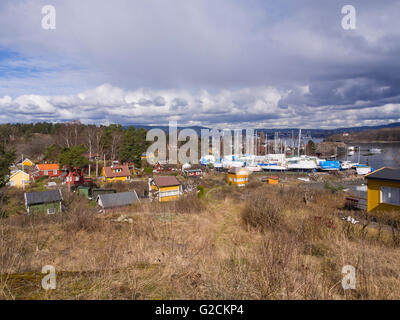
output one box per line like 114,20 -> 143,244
127,122 -> 400,140
326,126 -> 400,143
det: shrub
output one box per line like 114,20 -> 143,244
143,166 -> 153,174
241,193 -> 283,231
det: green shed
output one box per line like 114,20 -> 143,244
24,190 -> 63,215
77,186 -> 91,198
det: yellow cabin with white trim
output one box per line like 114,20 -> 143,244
227,167 -> 249,186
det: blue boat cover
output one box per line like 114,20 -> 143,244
319,161 -> 341,169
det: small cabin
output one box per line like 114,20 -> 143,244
149,176 -> 182,202
365,168 -> 400,212
184,168 -> 203,178
24,190 -> 63,215
96,191 -> 140,213
227,167 -> 249,187
268,176 -> 279,185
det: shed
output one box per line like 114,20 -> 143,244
365,167 -> 400,212
96,191 -> 140,212
77,186 -> 91,198
92,188 -> 117,200
24,189 -> 63,215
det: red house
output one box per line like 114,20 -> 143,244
34,164 -> 62,179
184,169 -> 203,177
62,168 -> 88,186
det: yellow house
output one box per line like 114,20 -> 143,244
101,165 -> 131,182
18,158 -> 34,167
227,167 -> 249,186
365,167 -> 400,212
149,176 -> 181,202
9,170 -> 30,188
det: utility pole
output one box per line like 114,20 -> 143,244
298,129 -> 302,157
22,154 -> 25,190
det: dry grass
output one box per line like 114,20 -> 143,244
1,182 -> 400,300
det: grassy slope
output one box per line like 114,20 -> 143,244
1,176 -> 400,300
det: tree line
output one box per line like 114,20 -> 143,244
0,122 -> 150,169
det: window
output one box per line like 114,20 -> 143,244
53,170 -> 57,175
381,186 -> 400,206
160,190 -> 179,197
47,208 -> 56,215
75,176 -> 80,182
44,170 -> 48,175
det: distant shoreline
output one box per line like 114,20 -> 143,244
342,141 -> 400,144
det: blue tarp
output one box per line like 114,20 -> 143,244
319,161 -> 341,170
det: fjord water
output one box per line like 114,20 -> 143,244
338,143 -> 400,169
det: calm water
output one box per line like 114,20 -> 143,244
338,143 -> 400,170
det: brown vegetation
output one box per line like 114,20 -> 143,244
1,181 -> 400,300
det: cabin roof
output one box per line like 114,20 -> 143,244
228,167 -> 248,174
97,191 -> 139,209
153,176 -> 181,187
25,190 -> 63,206
365,167 -> 400,182
104,165 -> 131,177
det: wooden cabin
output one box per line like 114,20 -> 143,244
24,190 -> 63,215
365,167 -> 400,212
149,176 -> 182,202
227,167 -> 249,187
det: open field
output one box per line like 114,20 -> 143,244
1,173 -> 400,300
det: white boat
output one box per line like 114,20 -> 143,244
287,158 -> 317,171
356,166 -> 372,175
259,163 -> 287,171
348,146 -> 355,152
246,165 -> 263,172
340,161 -> 358,170
369,148 -> 382,154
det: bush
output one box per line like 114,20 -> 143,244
143,166 -> 153,174
241,193 -> 283,231
197,185 -> 205,198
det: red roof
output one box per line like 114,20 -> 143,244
153,176 -> 181,187
104,165 -> 131,178
37,164 -> 60,171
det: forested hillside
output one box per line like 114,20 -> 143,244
326,127 -> 400,143
0,122 -> 149,167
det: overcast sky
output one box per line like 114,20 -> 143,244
0,0 -> 399,129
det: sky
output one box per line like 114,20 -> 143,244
0,0 -> 399,129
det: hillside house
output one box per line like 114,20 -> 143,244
153,162 -> 178,173
101,165 -> 131,182
149,176 -> 182,202
34,164 -> 62,179
184,168 -> 203,177
96,191 -> 140,212
24,189 -> 63,215
17,158 -> 34,167
227,167 -> 249,187
8,170 -> 30,188
365,167 -> 400,212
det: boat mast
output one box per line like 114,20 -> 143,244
298,129 -> 301,157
